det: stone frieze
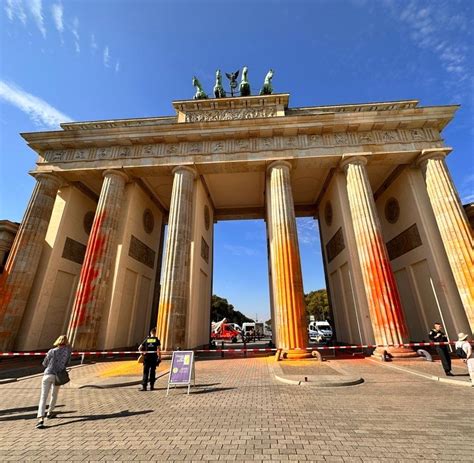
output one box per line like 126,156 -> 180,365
40,127 -> 442,164
184,107 -> 277,123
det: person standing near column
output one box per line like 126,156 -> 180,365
36,335 -> 72,429
139,328 -> 161,391
454,333 -> 473,386
429,323 -> 453,376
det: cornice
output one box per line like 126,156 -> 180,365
20,104 -> 458,152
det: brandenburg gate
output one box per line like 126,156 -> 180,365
0,89 -> 472,358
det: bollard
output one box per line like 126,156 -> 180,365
81,353 -> 85,365
221,342 -> 224,358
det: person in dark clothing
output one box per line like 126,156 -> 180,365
139,328 -> 161,391
429,322 -> 453,376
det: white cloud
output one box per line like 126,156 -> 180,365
51,2 -> 64,33
90,33 -> 98,53
223,244 -> 258,256
28,0 -> 46,38
0,80 -> 72,128
460,174 -> 474,204
387,1 -> 471,82
5,0 -> 27,24
297,217 -> 320,248
115,60 -> 120,72
103,46 -> 110,67
70,16 -> 80,53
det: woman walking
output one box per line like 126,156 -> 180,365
36,335 -> 72,429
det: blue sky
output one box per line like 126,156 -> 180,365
1,0 -> 473,322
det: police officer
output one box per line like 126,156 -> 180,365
139,328 -> 161,391
429,322 -> 453,376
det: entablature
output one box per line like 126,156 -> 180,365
21,97 -> 457,154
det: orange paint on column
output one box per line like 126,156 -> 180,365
342,156 -> 414,357
267,161 -> 309,360
67,170 -> 127,350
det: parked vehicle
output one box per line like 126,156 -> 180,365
308,320 -> 333,342
264,324 -> 272,338
211,319 -> 241,343
242,322 -> 265,340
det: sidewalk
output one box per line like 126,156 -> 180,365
1,356 -> 473,462
371,357 -> 472,387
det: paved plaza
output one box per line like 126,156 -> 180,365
0,356 -> 473,462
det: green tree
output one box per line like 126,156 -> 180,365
210,295 -> 253,326
304,289 -> 330,321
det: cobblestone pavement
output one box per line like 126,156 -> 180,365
0,356 -> 473,462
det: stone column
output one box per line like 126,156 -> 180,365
0,173 -> 61,351
267,161 -> 310,359
156,166 -> 196,351
67,170 -> 128,350
417,150 -> 474,333
341,155 -> 415,357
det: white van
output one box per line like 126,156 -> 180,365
308,321 -> 333,342
242,322 -> 265,340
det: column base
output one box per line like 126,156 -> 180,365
282,349 -> 312,360
373,346 -> 418,359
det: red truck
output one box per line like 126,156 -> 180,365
211,319 -> 241,343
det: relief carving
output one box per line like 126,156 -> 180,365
189,142 -> 202,153
74,150 -> 87,160
185,107 -> 276,123
235,139 -> 250,150
358,133 -> 374,143
308,135 -> 323,146
410,129 -> 424,140
260,138 -> 273,149
44,128 -> 441,165
142,145 -> 155,156
97,148 -> 110,158
52,151 -> 65,161
335,133 -> 348,145
166,144 -> 178,154
381,131 -> 398,142
118,147 -> 131,158
213,141 -> 225,152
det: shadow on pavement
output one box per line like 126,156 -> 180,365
0,405 -> 42,416
45,409 -> 153,427
0,407 -> 75,422
191,387 -> 236,394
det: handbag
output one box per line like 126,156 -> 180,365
54,369 -> 70,386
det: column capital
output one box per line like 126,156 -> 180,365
172,165 -> 197,179
416,148 -> 451,167
31,171 -> 62,187
340,153 -> 371,171
102,169 -> 129,182
267,160 -> 292,173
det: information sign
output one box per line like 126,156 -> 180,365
166,351 -> 195,395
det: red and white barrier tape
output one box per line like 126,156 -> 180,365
1,341 -> 471,357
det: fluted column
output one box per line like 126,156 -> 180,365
67,170 -> 128,350
418,150 -> 474,333
0,173 -> 61,351
267,161 -> 310,359
342,156 -> 415,357
156,166 -> 196,351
